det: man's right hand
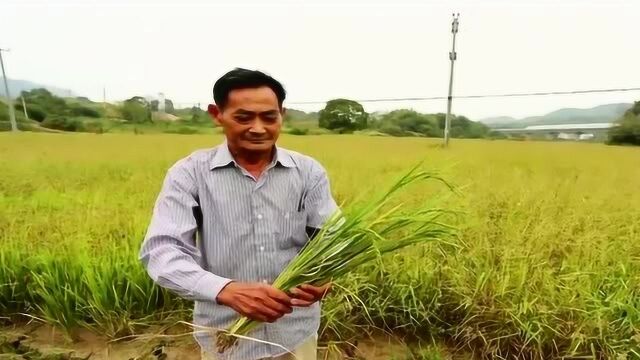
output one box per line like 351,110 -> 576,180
216,282 -> 293,323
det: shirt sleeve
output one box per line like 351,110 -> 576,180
139,161 -> 231,303
304,162 -> 340,229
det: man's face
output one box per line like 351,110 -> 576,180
209,86 -> 284,154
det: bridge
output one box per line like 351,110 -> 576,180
493,123 -> 615,141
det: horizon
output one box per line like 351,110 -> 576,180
1,76 -> 636,122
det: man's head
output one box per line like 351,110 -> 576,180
208,68 -> 286,154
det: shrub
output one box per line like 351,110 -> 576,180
0,121 -> 35,131
70,105 -> 101,118
20,104 -> 47,122
288,127 -> 309,135
83,121 -> 105,134
0,102 -> 8,121
41,116 -> 85,132
163,126 -> 199,135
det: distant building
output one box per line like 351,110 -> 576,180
158,92 -> 165,113
557,132 -> 579,140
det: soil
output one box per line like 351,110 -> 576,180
0,323 -> 458,360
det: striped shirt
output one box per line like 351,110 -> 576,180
139,142 -> 338,359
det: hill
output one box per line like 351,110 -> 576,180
284,108 -> 319,130
0,78 -> 74,98
480,103 -> 631,128
478,116 -> 517,125
285,108 -> 318,122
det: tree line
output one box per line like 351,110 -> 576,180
2,88 -> 639,145
313,98 -> 493,139
607,101 -> 640,146
0,89 -> 210,132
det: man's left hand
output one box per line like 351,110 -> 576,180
289,283 -> 331,307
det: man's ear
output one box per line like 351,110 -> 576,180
281,107 -> 287,120
208,104 -> 222,126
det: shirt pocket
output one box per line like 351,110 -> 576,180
276,209 -> 308,249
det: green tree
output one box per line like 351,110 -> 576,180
190,106 -> 210,123
121,96 -> 152,123
376,109 -> 440,137
17,88 -> 103,121
20,88 -> 67,117
14,103 -> 47,121
433,113 -> 490,139
608,101 -> 640,146
69,105 -> 100,118
318,99 -> 368,132
374,110 -> 489,138
450,115 -> 490,139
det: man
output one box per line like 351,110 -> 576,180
139,68 -> 338,360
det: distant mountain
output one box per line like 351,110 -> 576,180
479,116 -> 517,125
0,78 -> 74,98
285,108 -> 318,122
480,103 -> 632,128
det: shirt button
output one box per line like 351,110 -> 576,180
259,246 -> 265,251
262,279 -> 268,284
257,214 -> 263,220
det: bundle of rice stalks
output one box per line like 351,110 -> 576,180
217,165 -> 457,353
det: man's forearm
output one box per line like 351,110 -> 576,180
140,236 -> 232,302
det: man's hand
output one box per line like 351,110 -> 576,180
216,282 -> 293,323
289,283 -> 331,307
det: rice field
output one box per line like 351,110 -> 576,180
1,133 -> 639,359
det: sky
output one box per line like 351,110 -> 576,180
1,0 -> 639,119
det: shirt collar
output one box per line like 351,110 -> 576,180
275,146 -> 296,168
210,141 -> 296,170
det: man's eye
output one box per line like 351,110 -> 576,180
234,115 -> 251,122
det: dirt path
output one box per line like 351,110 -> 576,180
1,323 -> 200,360
0,323 -> 434,360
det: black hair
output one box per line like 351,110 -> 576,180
213,68 -> 286,109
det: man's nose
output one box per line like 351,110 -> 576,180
249,121 -> 267,134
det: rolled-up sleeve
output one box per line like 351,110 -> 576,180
139,161 -> 231,303
305,162 -> 340,229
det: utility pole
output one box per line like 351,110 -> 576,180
0,48 -> 18,132
444,13 -> 459,147
21,96 -> 29,120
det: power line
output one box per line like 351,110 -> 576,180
103,86 -> 640,109
286,86 -> 640,105
104,87 -> 640,108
